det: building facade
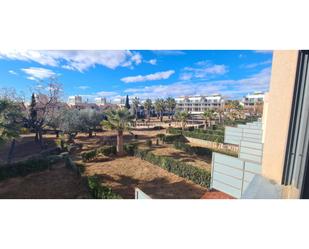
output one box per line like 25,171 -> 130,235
68,95 -> 82,106
175,94 -> 224,114
240,92 -> 264,108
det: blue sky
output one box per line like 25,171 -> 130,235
0,50 -> 272,102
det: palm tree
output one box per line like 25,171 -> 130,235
154,98 -> 165,122
144,98 -> 153,122
0,99 -> 23,164
101,109 -> 133,156
202,109 -> 214,129
132,97 -> 140,122
166,97 -> 176,120
175,111 -> 189,130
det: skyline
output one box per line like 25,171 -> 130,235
0,50 -> 273,102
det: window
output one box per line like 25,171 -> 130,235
283,51 -> 309,198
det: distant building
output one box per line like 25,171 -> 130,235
175,94 -> 225,114
240,92 -> 265,108
95,97 -> 107,106
68,95 -> 82,106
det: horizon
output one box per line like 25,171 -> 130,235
0,50 -> 273,102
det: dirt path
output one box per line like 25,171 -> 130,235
82,156 -> 207,199
0,162 -> 91,199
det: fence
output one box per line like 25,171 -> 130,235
135,188 -> 152,199
224,123 -> 263,145
211,153 -> 261,198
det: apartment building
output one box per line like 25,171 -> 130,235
240,92 -> 265,108
68,95 -> 82,106
175,94 -> 224,114
210,50 -> 309,199
95,97 -> 107,106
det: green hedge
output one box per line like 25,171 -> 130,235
163,134 -> 187,144
173,141 -> 212,156
81,145 -> 116,162
134,149 -> 211,188
167,127 -> 224,143
0,156 -> 53,181
173,141 -> 238,158
124,143 -> 139,156
87,175 -> 121,199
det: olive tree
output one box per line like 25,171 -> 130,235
59,109 -> 82,143
79,109 -> 105,137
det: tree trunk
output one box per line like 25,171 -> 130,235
204,120 -> 207,130
56,130 -> 59,138
38,129 -> 45,148
160,112 -> 163,122
88,130 -> 93,137
35,130 -> 39,142
7,139 -> 16,164
117,130 -> 124,156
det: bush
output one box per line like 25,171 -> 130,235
0,156 -> 53,181
87,175 -> 121,199
153,126 -> 163,130
20,127 -> 30,134
134,149 -> 211,188
124,143 -> 138,156
97,145 -> 117,156
81,145 -> 117,162
156,133 -> 166,141
164,134 -> 187,144
146,139 -> 152,148
81,149 -> 97,162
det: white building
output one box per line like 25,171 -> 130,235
95,97 -> 107,106
175,94 -> 225,114
240,92 -> 265,108
68,95 -> 82,106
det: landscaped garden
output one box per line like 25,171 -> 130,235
0,85 -> 260,199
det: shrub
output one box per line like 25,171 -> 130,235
20,127 -> 30,134
97,145 -> 117,156
156,133 -> 166,141
87,175 -> 121,199
124,143 -> 138,156
164,134 -> 187,144
153,126 -> 163,130
0,156 -> 53,181
146,139 -> 152,148
134,149 -> 211,188
81,145 -> 117,161
81,149 -> 97,162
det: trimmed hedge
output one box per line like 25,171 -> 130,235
167,127 -> 224,143
81,145 -> 116,162
163,134 -> 187,144
134,149 -> 211,188
173,141 -> 238,158
0,156 -> 53,181
87,175 -> 121,199
173,141 -> 212,156
124,143 -> 139,156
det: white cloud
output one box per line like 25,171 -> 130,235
78,86 -> 90,90
124,67 -> 271,99
21,67 -> 56,81
145,59 -> 157,65
121,70 -> 175,83
0,50 -> 143,72
8,70 -> 17,75
240,59 -> 272,69
181,61 -> 228,80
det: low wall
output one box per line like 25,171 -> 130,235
185,136 -> 239,153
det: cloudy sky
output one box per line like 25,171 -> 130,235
0,50 -> 272,102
